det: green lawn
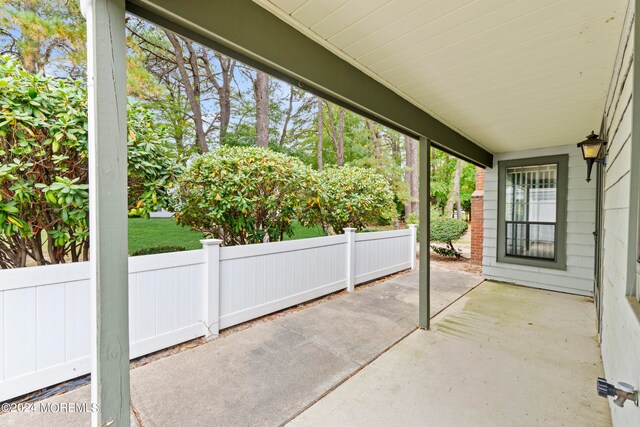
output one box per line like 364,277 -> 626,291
128,218 -> 326,254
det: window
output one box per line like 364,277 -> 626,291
497,155 -> 568,270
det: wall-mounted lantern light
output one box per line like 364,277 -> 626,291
577,131 -> 607,182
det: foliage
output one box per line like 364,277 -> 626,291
0,0 -> 86,77
430,149 -> 476,215
301,166 -> 396,234
0,56 -> 178,267
430,217 -> 468,259
173,146 -> 314,245
405,206 -> 446,242
130,245 -> 186,256
0,2 -> 478,263
430,217 -> 468,243
126,102 -> 182,217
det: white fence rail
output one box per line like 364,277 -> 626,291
0,227 -> 416,401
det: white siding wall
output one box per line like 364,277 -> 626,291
483,145 -> 596,295
599,2 -> 640,425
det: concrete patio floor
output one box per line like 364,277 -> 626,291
0,266 -> 482,426
290,281 -> 610,427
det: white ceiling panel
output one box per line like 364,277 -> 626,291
327,0 -> 428,48
344,0 -> 475,59
270,0 -> 308,14
310,0 -> 389,40
256,0 -> 629,153
291,0 -> 347,27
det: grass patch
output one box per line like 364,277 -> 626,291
128,218 -> 326,254
287,221 -> 326,240
128,218 -> 205,254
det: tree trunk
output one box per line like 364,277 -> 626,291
324,103 -> 345,167
279,86 -> 295,146
253,70 -> 270,148
446,158 -> 464,219
366,119 -> 381,161
205,53 -> 235,143
336,107 -> 345,167
390,135 -> 400,161
404,135 -> 418,217
317,97 -> 323,171
164,31 -> 209,153
219,58 -> 234,143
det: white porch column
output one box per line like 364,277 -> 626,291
344,228 -> 356,292
83,0 -> 130,425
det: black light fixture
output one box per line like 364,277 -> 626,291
577,131 -> 607,182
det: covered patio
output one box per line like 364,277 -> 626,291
291,281 -> 609,427
67,0 -> 640,425
2,266 -> 484,426
1,270 -> 610,426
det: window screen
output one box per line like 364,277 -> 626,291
504,164 -> 558,260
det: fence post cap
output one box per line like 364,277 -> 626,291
343,227 -> 357,233
200,239 -> 223,246
408,224 -> 417,229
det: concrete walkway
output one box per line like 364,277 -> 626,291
0,266 -> 482,426
290,281 -> 611,427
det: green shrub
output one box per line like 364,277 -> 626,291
300,166 -> 397,234
130,245 -> 186,256
174,146 -> 313,245
405,206 -> 446,242
430,217 -> 467,259
0,55 -> 179,268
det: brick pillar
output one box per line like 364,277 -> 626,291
470,167 -> 485,264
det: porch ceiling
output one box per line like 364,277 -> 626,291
255,0 -> 628,153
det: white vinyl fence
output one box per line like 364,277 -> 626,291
0,226 -> 416,401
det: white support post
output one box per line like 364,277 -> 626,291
344,228 -> 356,292
83,0 -> 129,425
201,239 -> 222,338
408,224 -> 417,270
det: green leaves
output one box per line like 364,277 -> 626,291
0,201 -> 28,236
0,55 -> 179,266
430,217 -> 468,243
429,216 -> 467,259
299,165 -> 396,234
174,146 -> 311,246
175,148 -> 397,245
126,101 -> 181,216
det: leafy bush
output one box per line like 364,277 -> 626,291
130,245 -> 186,256
174,146 -> 313,245
0,55 -> 179,268
300,166 -> 396,234
430,217 -> 467,259
126,102 -> 182,216
404,206 -> 444,242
